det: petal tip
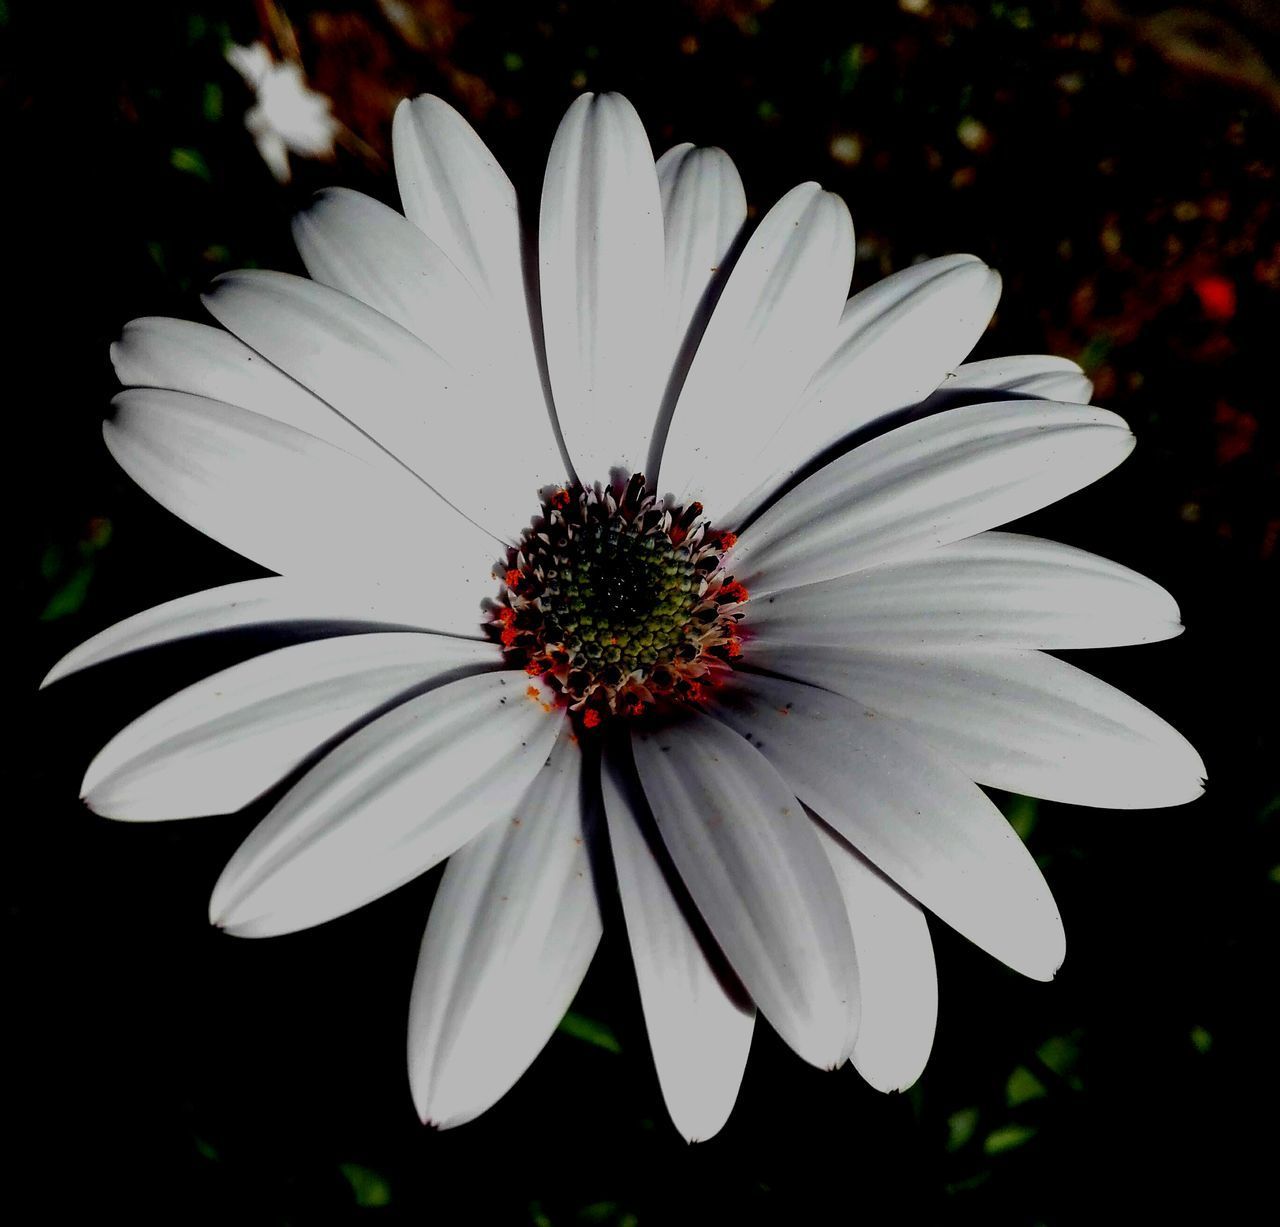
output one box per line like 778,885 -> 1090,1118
38,660 -> 66,689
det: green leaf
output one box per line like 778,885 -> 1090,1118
1035,1033 -> 1079,1076
557,1011 -> 622,1054
1004,794 -> 1038,840
946,1107 -> 980,1152
203,82 -> 223,123
1006,1064 -> 1047,1106
193,1136 -> 219,1162
1077,334 -> 1114,375
983,1123 -> 1038,1155
339,1162 -> 391,1208
41,564 -> 95,621
171,147 -> 212,182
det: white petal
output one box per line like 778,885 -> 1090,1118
654,143 -> 747,389
600,741 -> 754,1142
408,730 -> 601,1128
813,824 -> 938,1093
938,354 -> 1093,404
110,317 -> 387,466
656,183 -> 855,511
748,645 -> 1206,809
731,400 -> 1135,595
392,94 -> 526,312
713,671 -> 1064,980
209,673 -> 565,936
41,577 -> 486,688
539,93 -> 665,478
82,632 -> 501,821
725,255 -> 1000,523
293,187 -> 491,372
743,530 -> 1183,650
203,270 -> 562,538
631,711 -> 858,1067
105,388 -> 499,609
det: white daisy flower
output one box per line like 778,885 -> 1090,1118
45,93 -> 1205,1141
225,41 -> 339,183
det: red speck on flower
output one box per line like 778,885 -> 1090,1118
504,568 -> 523,589
500,626 -> 521,646
1192,274 -> 1236,321
524,659 -> 544,676
719,580 -> 749,605
582,708 -> 602,729
727,638 -> 743,658
549,488 -> 571,509
618,692 -> 648,717
497,607 -> 516,625
717,531 -> 738,549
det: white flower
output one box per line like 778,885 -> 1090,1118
46,93 -> 1205,1141
225,41 -> 338,182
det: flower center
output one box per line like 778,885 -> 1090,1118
493,474 -> 747,724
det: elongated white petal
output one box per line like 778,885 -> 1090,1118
655,143 -> 747,380
539,93 -> 665,478
939,354 -> 1093,404
731,400 -> 1135,594
204,270 -> 562,537
631,711 -> 858,1067
657,183 -> 855,510
723,255 -> 1000,523
105,388 -> 498,607
713,671 -> 1064,980
392,94 -> 526,311
748,645 -> 1206,809
209,673 -> 564,936
40,578 -> 486,688
82,633 -> 501,821
744,531 -> 1182,650
409,731 -> 601,1128
813,824 -> 937,1092
110,317 -> 386,466
390,97 -> 560,480
600,741 -> 754,1142
293,187 -> 490,372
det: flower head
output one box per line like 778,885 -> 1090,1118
226,41 -> 339,182
47,92 -> 1204,1140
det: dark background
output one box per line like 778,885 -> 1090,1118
9,0 -> 1277,1222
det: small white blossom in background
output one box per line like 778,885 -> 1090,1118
225,41 -> 339,183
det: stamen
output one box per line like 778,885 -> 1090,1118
490,476 -> 747,723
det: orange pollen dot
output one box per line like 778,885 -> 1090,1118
526,685 -> 542,700
497,607 -> 516,625
500,626 -> 521,646
581,709 -> 603,729
718,532 -> 738,549
727,639 -> 743,657
720,581 -> 749,604
504,568 -> 523,588
548,488 -> 571,509
524,660 -> 543,676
